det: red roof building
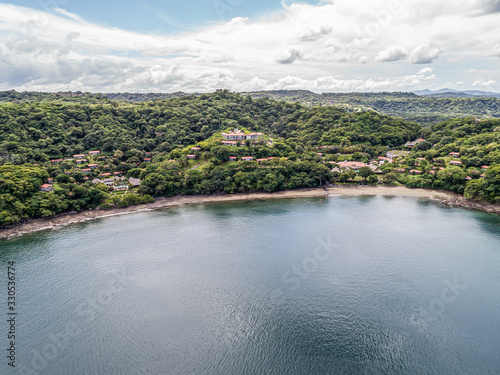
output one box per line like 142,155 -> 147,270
39,184 -> 53,192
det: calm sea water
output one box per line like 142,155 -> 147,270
1,196 -> 500,375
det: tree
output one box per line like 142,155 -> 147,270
358,166 -> 373,180
383,172 -> 397,185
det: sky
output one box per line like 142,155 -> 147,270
0,0 -> 499,93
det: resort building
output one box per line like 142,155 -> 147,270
221,130 -> 264,141
246,133 -> 264,140
89,150 -> 101,156
128,177 -> 141,187
336,161 -> 368,171
221,130 -> 246,140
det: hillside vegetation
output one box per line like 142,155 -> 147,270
0,90 -> 499,227
244,91 -> 500,126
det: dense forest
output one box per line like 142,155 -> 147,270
3,89 -> 499,127
0,90 -> 499,227
244,91 -> 500,126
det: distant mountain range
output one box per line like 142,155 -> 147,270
413,89 -> 500,98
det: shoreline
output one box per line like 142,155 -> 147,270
1,186 -> 499,241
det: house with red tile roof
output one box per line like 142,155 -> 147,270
229,156 -> 237,161
39,184 -> 53,192
76,159 -> 87,164
187,154 -> 196,159
191,147 -> 201,151
222,140 -> 238,146
143,158 -> 151,162
89,150 -> 100,156
82,169 -> 91,173
337,161 -> 368,170
88,164 -> 98,169
73,154 -> 85,159
241,156 -> 254,161
51,159 -> 63,164
449,160 -> 463,166
449,152 -> 460,157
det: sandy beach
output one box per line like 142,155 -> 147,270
1,186 -> 499,240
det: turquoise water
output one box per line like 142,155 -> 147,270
1,196 -> 500,375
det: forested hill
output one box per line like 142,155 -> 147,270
1,90 -> 499,227
243,91 -> 500,126
0,90 -> 419,161
3,90 -> 499,127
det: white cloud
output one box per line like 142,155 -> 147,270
409,45 -> 441,64
418,67 -> 433,75
376,45 -> 408,62
0,1 -> 499,92
473,79 -> 496,87
276,48 -> 305,64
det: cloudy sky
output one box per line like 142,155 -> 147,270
0,0 -> 499,93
